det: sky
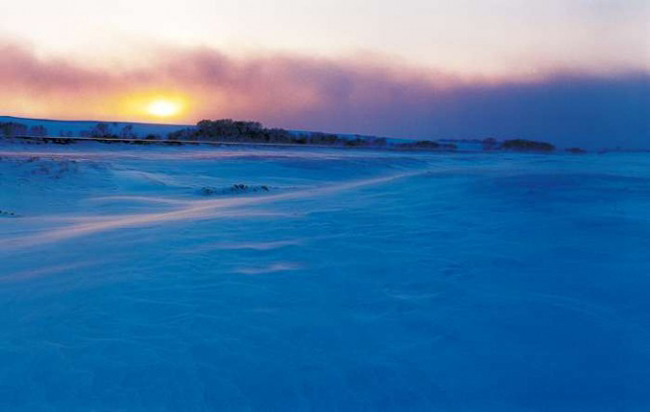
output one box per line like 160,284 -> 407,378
1,0 -> 649,148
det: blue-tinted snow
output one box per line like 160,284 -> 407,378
0,116 -> 191,138
1,142 -> 649,411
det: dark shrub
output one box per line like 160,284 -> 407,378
502,139 -> 555,152
0,122 -> 28,137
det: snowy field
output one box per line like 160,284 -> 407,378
1,142 -> 650,411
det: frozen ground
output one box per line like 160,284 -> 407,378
1,142 -> 650,411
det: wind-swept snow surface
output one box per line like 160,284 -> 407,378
1,142 -> 650,411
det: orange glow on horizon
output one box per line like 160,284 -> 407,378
117,92 -> 191,122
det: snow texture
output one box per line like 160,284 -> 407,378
1,141 -> 650,411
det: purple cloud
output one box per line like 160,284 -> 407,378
1,42 -> 648,149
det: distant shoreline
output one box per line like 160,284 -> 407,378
0,135 -> 603,155
3,135 -> 460,152
1,116 -> 584,154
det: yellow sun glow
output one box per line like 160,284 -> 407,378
146,99 -> 182,118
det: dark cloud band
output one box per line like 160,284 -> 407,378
1,42 -> 648,149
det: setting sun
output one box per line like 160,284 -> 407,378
146,99 -> 182,118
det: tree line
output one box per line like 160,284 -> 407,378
1,119 -> 571,152
0,122 -> 47,137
